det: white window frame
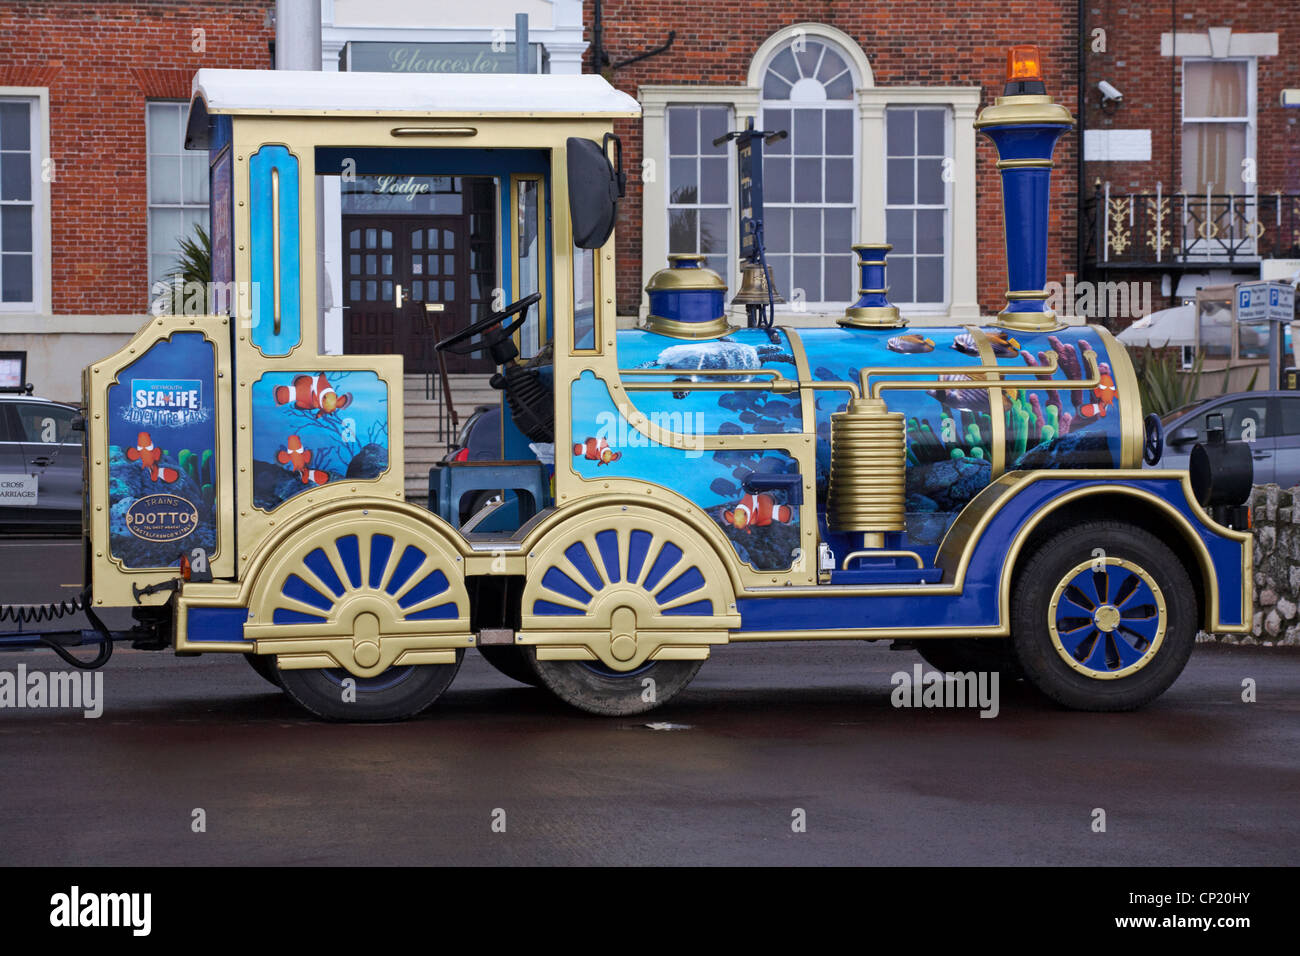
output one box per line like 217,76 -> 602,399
757,32 -> 861,312
1180,57 -> 1257,256
639,85 -> 759,322
860,86 -> 980,323
145,100 -> 210,294
883,104 -> 954,311
664,103 -> 736,283
0,88 -> 50,315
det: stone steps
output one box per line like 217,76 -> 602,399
400,373 -> 500,502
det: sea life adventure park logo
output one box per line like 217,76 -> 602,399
125,378 -> 209,427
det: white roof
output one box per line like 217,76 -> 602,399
190,68 -> 641,118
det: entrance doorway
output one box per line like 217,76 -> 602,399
342,176 -> 497,374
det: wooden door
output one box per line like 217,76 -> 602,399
343,215 -> 487,374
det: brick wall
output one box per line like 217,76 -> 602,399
587,1 -> 1080,316
0,0 -> 273,315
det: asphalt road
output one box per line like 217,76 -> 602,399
1,538 -> 1297,866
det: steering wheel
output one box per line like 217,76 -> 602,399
434,292 -> 541,356
1143,412 -> 1164,466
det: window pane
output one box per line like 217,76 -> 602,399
792,255 -> 821,303
793,207 -> 821,254
917,158 -> 944,205
1182,123 -> 1246,193
890,256 -> 915,303
699,156 -> 727,204
768,47 -> 799,85
149,208 -> 183,256
887,158 -> 913,205
668,107 -> 697,154
1,205 -> 32,252
793,109 -> 822,154
915,256 -> 944,302
767,255 -> 791,301
1,151 -> 31,202
916,208 -> 945,254
668,208 -> 697,253
886,109 -> 914,155
765,157 -> 792,203
0,101 -> 31,150
827,254 -> 853,301
1281,399 -> 1300,436
825,207 -> 851,252
763,71 -> 793,101
826,158 -> 853,203
886,209 -> 914,254
795,41 -> 823,80
147,103 -> 180,152
183,154 -> 208,204
574,246 -> 595,350
764,109 -> 792,152
793,158 -> 821,202
916,109 -> 946,155
1184,61 -> 1248,118
824,72 -> 853,100
817,49 -> 848,84
700,107 -> 729,154
1,252 -> 33,302
765,206 -> 790,253
669,157 -> 697,204
825,111 -> 853,155
700,208 -> 728,255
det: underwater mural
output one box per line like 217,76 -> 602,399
799,325 -> 1126,545
250,370 -> 389,511
106,332 -> 219,569
571,369 -> 800,571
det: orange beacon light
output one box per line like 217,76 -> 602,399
1006,45 -> 1043,82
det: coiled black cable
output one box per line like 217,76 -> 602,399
0,592 -> 85,625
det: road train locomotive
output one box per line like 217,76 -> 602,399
10,46 -> 1255,720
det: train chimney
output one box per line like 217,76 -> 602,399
974,45 -> 1074,333
839,243 -> 904,328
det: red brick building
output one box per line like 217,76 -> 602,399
0,0 -> 271,396
1078,1 -> 1300,320
588,0 -> 1081,323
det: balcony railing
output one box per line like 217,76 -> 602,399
1082,184 -> 1300,269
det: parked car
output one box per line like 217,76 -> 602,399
1156,390 -> 1300,488
443,403 -> 501,465
0,393 -> 83,533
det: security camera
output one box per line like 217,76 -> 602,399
1098,80 -> 1123,104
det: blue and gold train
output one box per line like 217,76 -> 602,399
77,47 -> 1252,719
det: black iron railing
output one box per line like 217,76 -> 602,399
1083,185 -> 1300,268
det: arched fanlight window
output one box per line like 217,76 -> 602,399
760,37 -> 857,305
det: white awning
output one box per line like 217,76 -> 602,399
1117,304 -> 1197,348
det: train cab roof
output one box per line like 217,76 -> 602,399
184,68 -> 641,148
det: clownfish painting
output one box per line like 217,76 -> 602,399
573,437 -> 621,466
276,435 -> 330,485
1079,370 -> 1117,419
723,493 -> 793,533
124,432 -> 179,483
273,373 -> 353,418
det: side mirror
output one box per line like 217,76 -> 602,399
567,135 -> 625,249
1169,426 -> 1198,446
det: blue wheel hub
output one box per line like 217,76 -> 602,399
1048,558 -> 1167,679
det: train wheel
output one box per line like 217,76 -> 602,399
278,652 -> 465,721
477,645 -> 543,687
530,653 -> 704,717
914,639 -> 1023,679
1012,520 -> 1195,711
243,505 -> 474,721
244,653 -> 282,688
517,504 -> 739,715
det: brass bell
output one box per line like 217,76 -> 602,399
730,261 -> 785,307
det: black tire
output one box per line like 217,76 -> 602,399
529,653 -> 703,716
244,653 -> 283,688
477,645 -> 543,687
1012,521 -> 1196,711
278,651 -> 465,721
915,638 -> 1024,679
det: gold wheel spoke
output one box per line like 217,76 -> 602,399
275,594 -> 332,618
